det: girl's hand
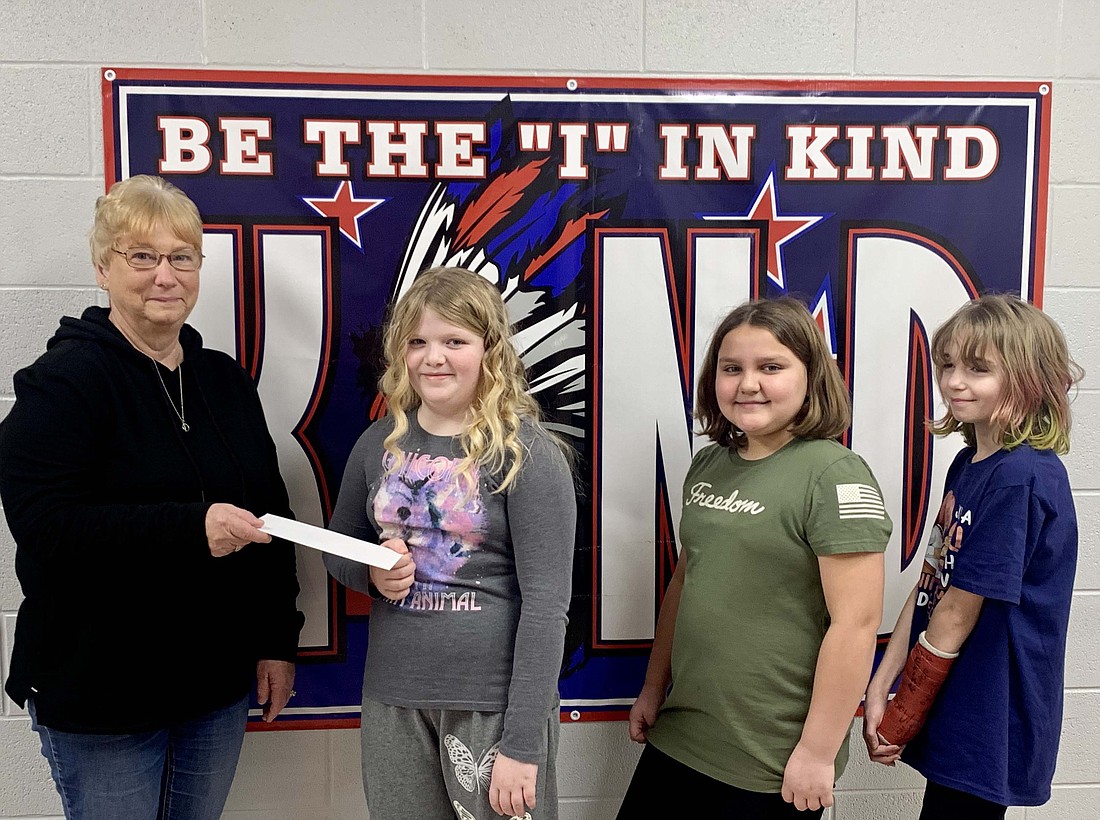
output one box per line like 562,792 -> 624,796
627,682 -> 666,743
781,743 -> 835,812
862,690 -> 904,765
489,752 -> 537,817
205,503 -> 271,557
369,538 -> 416,601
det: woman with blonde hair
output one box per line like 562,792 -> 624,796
326,266 -> 576,820
0,175 -> 303,819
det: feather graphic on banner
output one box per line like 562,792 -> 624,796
452,159 -> 549,251
391,105 -> 624,443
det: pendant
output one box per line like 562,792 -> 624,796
182,421 -> 191,433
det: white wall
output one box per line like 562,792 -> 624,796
1,1 -> 1096,818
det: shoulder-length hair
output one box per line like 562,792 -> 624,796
89,175 -> 203,268
379,266 -> 544,492
930,293 -> 1083,454
695,297 -> 851,448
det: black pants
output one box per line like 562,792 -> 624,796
919,780 -> 1008,820
617,744 -> 825,819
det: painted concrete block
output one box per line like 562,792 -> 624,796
2,613 -> 24,717
0,178 -> 106,287
0,0 -> 201,62
0,717 -> 61,816
1043,288 -> 1100,378
0,289 -> 97,395
646,0 -> 855,74
557,721 -> 643,799
1061,0 -> 1100,79
206,0 -> 421,68
855,1 -> 1057,77
329,725 -> 368,815
1047,187 -> 1100,288
830,789 -> 923,819
559,795 -> 627,820
1066,594 -> 1100,689
1062,393 -> 1100,492
0,67 -> 94,176
426,0 -> 641,71
1051,691 -> 1100,783
1050,83 -> 1100,185
0,516 -> 21,613
223,729 -> 329,811
1072,493 -> 1100,589
1029,785 -> 1100,818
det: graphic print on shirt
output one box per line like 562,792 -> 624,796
684,479 -> 766,515
916,489 -> 965,615
374,448 -> 488,611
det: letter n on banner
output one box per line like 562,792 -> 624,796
591,224 -> 765,649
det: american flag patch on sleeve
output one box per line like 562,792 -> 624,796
835,483 -> 886,520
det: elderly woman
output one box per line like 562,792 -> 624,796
0,175 -> 303,819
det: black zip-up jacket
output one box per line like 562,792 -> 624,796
0,306 -> 303,732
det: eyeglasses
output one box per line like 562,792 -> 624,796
112,247 -> 204,272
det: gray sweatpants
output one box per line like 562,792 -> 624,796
360,698 -> 559,820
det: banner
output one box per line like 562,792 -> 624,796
103,69 -> 1052,727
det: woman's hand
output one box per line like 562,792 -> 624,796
205,503 -> 271,557
489,752 -> 537,817
781,742 -> 835,812
863,689 -> 904,766
627,682 -> 666,743
369,538 -> 416,601
256,659 -> 295,722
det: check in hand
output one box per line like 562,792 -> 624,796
369,538 -> 416,601
206,503 -> 271,557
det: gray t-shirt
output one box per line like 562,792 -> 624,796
326,414 -> 575,762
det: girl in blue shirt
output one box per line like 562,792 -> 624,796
864,294 -> 1082,818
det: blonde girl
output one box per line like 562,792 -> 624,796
865,294 -> 1082,819
325,267 -> 575,820
619,297 -> 890,818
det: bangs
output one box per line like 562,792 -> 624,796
931,314 -> 1000,373
123,202 -> 203,250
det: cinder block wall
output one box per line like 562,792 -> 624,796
1,2 -> 1096,818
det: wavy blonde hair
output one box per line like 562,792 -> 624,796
696,297 -> 851,448
930,293 -> 1083,454
89,175 -> 203,268
380,267 -> 543,493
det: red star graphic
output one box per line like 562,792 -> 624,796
302,181 -> 384,249
707,172 -> 823,290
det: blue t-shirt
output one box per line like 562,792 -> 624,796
902,445 -> 1077,806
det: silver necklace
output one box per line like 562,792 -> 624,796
153,361 -> 190,432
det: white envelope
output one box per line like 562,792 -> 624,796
259,514 -> 400,570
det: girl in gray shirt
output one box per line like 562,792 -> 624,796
326,266 -> 575,820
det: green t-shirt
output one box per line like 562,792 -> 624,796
647,437 -> 892,792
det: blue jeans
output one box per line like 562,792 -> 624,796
28,696 -> 248,820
